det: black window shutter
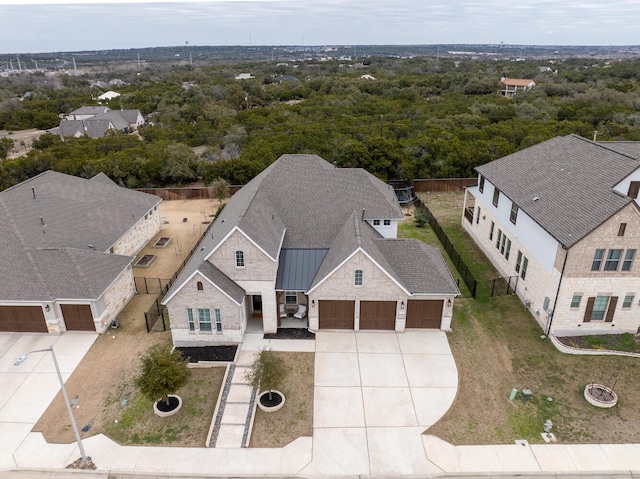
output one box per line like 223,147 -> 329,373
605,296 -> 618,322
583,297 -> 595,322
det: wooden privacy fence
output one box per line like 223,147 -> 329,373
136,185 -> 242,201
412,178 -> 477,193
136,178 -> 476,201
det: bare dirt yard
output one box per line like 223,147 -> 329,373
0,128 -> 46,158
417,192 -> 640,445
33,198 -> 224,446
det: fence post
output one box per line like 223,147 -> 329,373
143,277 -> 148,295
144,312 -> 151,333
490,278 -> 496,297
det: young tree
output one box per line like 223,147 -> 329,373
135,345 -> 191,407
244,349 -> 286,401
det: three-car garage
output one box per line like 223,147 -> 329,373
317,298 -> 445,331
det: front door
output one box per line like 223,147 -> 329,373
252,295 -> 262,318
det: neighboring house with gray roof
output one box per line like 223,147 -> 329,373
50,107 -> 145,140
462,134 -> 640,337
163,154 -> 459,347
0,171 -> 161,334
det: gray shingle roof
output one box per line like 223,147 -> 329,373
0,171 -> 161,302
69,106 -> 110,116
90,111 -> 129,131
596,141 -> 640,160
476,135 -> 638,247
198,261 -> 246,304
165,154 -> 454,302
374,239 -> 460,294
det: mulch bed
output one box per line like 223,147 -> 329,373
156,396 -> 180,412
556,334 -> 640,352
264,328 -> 316,340
177,345 -> 238,362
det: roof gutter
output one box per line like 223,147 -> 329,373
545,245 -> 568,336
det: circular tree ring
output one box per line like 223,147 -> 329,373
584,384 -> 618,408
257,390 -> 285,412
153,394 -> 183,417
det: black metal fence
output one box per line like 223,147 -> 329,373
134,277 -> 172,295
414,198 -> 517,300
414,197 -> 478,297
144,297 -> 168,333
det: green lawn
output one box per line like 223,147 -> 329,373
407,192 -> 640,445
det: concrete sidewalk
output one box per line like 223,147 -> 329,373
3,330 -> 640,477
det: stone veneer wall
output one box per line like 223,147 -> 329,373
168,273 -> 245,346
207,229 -> 278,281
308,250 -> 408,331
96,265 -> 136,333
112,205 -> 162,256
551,203 -> 640,336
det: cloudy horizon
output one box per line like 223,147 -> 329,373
1,0 -> 639,55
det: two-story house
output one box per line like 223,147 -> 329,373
499,78 -> 535,98
462,134 -> 640,337
163,154 -> 460,347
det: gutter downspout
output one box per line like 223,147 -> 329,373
546,245 -> 569,336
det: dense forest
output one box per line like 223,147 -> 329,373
1,55 -> 639,189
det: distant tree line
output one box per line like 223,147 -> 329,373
1,56 -> 639,190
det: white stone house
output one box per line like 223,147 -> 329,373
0,171 -> 161,333
499,78 -> 535,98
462,134 -> 640,337
163,154 -> 459,347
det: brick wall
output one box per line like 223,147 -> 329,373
112,206 -> 162,256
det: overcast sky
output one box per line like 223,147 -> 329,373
1,0 -> 639,54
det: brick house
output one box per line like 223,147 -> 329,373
0,171 -> 161,333
462,134 -> 640,337
163,154 -> 459,347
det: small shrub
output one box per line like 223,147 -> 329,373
584,336 -> 607,349
135,345 -> 191,406
414,207 -> 428,227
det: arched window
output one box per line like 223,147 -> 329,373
236,250 -> 245,267
355,269 -> 363,286
197,281 -> 203,291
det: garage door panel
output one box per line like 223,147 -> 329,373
319,300 -> 354,329
359,301 -> 396,330
0,306 -> 47,332
406,300 -> 443,329
61,304 -> 95,331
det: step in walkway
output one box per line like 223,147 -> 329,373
212,349 -> 258,448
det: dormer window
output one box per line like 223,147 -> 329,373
510,202 -> 519,224
492,187 -> 500,207
479,175 -> 485,193
235,250 -> 245,268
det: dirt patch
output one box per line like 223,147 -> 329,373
32,199 -> 221,445
0,128 -> 46,158
249,352 -> 314,448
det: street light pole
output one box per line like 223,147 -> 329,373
14,345 -> 88,464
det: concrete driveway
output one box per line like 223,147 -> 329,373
302,330 -> 458,476
0,332 -> 97,469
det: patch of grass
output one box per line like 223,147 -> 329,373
103,367 -> 225,447
249,352 -> 314,448
423,191 -> 640,445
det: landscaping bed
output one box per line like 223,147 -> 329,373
556,333 -> 640,353
177,345 -> 238,362
264,328 -> 316,340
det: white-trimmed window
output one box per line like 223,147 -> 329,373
214,309 -> 222,332
521,257 -> 529,280
510,202 -> 519,224
489,221 -> 495,241
373,220 -> 381,225
187,308 -> 195,331
235,250 -> 245,268
285,291 -> 297,305
590,296 -> 609,321
570,294 -> 582,309
604,249 -> 622,271
355,269 -> 363,286
476,206 -> 481,225
479,175 -> 485,193
383,219 -> 391,226
591,249 -> 605,271
622,249 -> 636,271
198,308 -> 212,332
492,186 -> 500,207
622,295 -> 634,309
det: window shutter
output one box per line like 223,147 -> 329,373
605,296 -> 618,322
583,297 -> 595,322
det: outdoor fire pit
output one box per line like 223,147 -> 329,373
584,383 -> 618,408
